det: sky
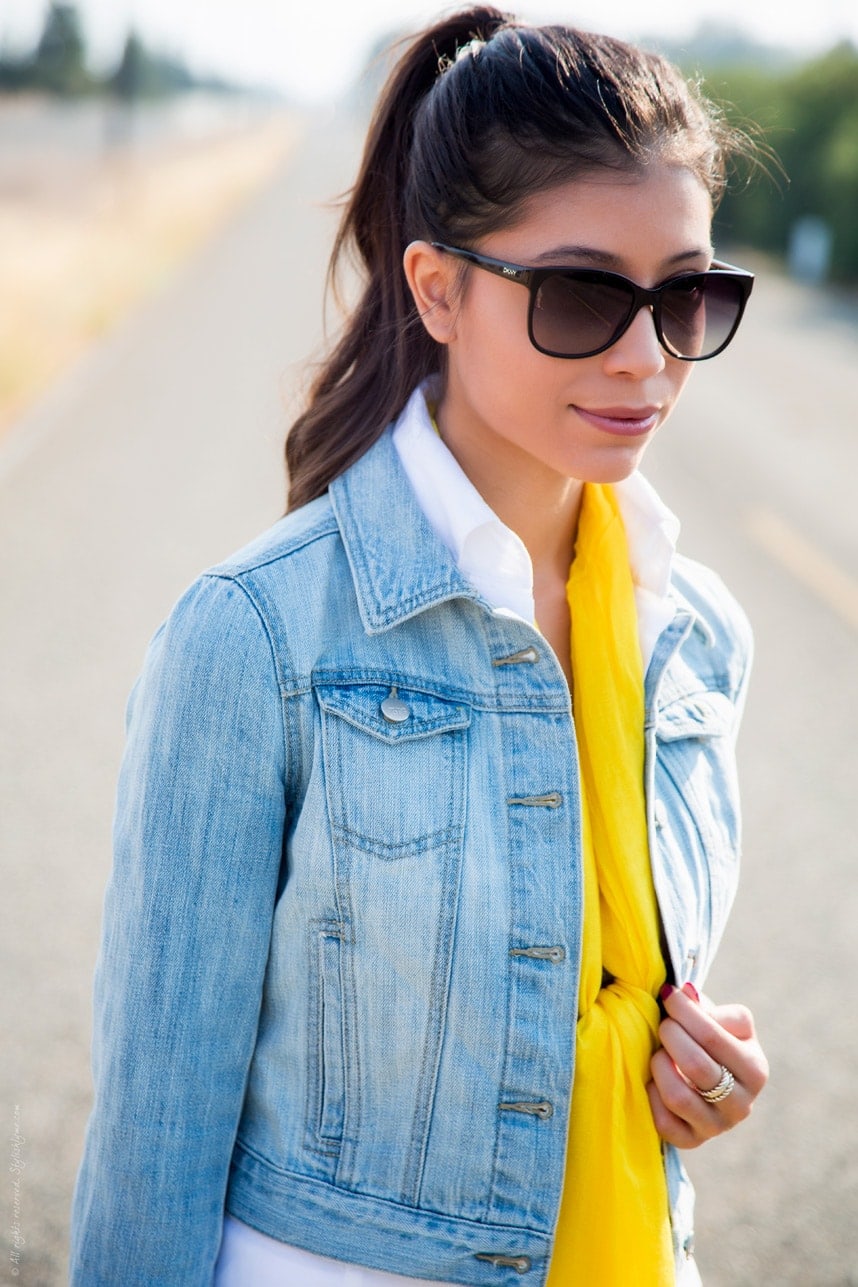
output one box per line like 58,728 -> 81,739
2,0 -> 857,102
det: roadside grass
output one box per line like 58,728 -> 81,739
0,110 -> 300,434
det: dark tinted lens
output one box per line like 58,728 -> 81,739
531,272 -> 633,356
661,275 -> 744,358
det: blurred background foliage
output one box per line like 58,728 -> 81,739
696,41 -> 858,283
2,4 -> 858,283
0,1 -> 236,98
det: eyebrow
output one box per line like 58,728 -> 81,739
530,245 -> 713,269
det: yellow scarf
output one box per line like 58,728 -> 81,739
547,483 -> 675,1286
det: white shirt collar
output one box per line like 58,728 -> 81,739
391,382 -> 535,623
391,382 -> 680,664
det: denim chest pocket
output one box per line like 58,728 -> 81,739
653,686 -> 742,952
655,689 -> 740,845
316,683 -> 471,857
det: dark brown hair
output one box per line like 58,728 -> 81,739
286,6 -> 748,510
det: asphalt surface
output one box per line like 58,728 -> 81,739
1,109 -> 856,1285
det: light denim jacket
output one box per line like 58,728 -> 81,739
71,424 -> 752,1287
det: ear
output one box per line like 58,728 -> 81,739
403,241 -> 461,346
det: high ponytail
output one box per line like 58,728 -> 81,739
285,6 -> 755,510
285,8 -> 510,511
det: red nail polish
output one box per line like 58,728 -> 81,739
683,981 -> 700,1002
659,983 -> 675,1001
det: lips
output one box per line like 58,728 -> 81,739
573,404 -> 661,436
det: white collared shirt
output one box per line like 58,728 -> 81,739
392,382 -> 679,670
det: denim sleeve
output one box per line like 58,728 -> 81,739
730,607 -> 754,743
70,573 -> 287,1286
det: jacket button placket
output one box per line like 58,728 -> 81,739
484,620 -> 582,1237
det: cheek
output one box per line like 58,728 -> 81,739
669,361 -> 695,404
457,277 -> 529,355
453,309 -> 533,396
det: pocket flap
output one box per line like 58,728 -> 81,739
316,683 -> 471,742
656,689 -> 733,741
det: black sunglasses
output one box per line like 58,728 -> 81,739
432,242 -> 754,361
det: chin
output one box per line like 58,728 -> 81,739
575,450 -> 649,485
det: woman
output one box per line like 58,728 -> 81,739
71,8 -> 769,1285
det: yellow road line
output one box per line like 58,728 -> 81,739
746,507 -> 858,634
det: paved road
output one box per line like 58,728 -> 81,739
644,267 -> 858,1283
1,110 -> 856,1285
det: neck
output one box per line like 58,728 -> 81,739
496,471 -> 583,587
435,405 -> 583,582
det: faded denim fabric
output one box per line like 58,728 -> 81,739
70,423 -> 751,1287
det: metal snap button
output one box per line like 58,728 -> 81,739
381,688 -> 411,724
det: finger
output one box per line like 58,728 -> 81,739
659,1017 -> 727,1096
704,1002 -> 757,1042
646,1077 -> 700,1149
648,1050 -> 717,1146
664,982 -> 756,1040
660,986 -> 769,1095
658,1019 -> 754,1125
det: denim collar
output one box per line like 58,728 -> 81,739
329,428 -> 485,635
329,419 -> 712,649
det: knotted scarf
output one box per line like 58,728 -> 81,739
546,482 -> 674,1286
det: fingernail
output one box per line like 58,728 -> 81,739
659,983 -> 675,1001
682,981 -> 700,1002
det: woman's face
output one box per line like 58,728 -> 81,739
428,164 -> 713,497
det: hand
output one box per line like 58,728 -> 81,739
647,981 -> 769,1149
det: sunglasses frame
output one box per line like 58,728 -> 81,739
431,242 -> 755,361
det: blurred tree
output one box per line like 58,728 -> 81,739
108,30 -> 227,99
651,19 -> 797,73
699,41 -> 858,282
31,1 -> 91,95
110,31 -> 148,102
779,43 -> 858,280
0,9 -> 235,99
705,66 -> 792,252
822,100 -> 858,279
0,31 -> 29,90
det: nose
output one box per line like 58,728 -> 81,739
601,305 -> 666,378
